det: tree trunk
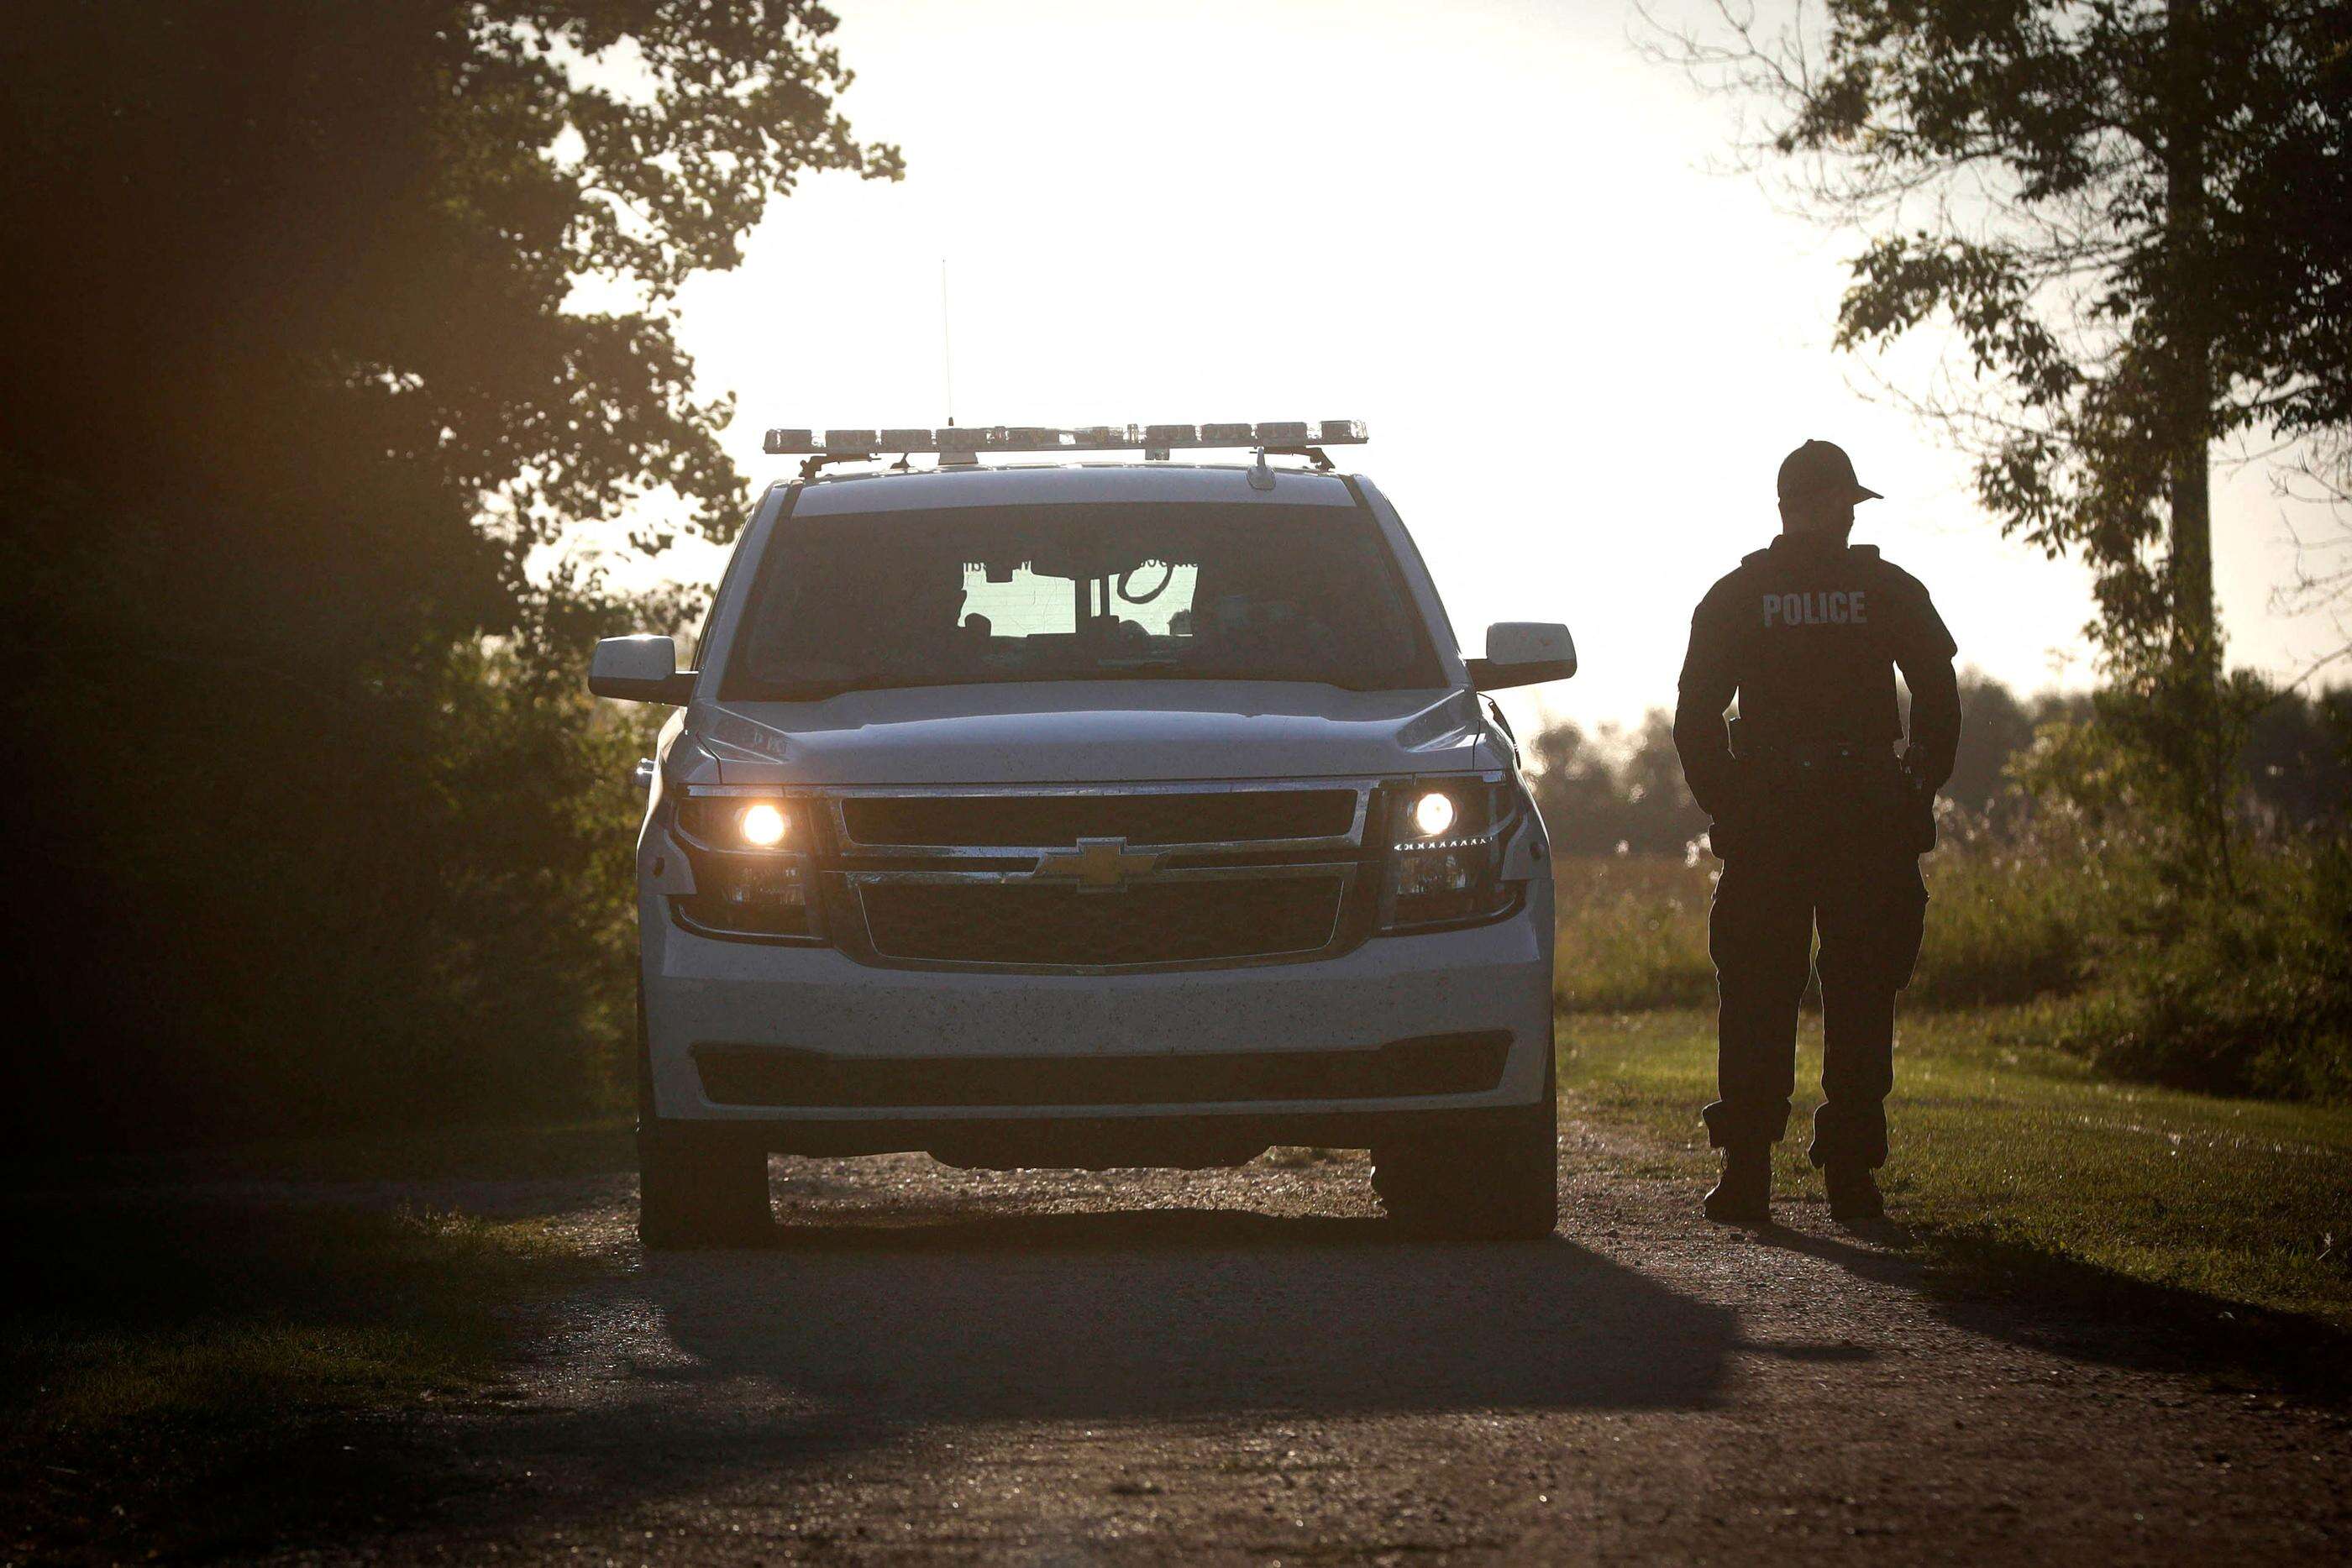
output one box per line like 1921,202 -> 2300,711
2166,0 -> 2215,674
2165,0 -> 2233,891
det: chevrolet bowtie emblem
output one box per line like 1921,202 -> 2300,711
1032,836 -> 1162,891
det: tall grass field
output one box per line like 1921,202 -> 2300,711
1551,849 -> 2098,1015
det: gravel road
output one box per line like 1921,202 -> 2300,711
287,1118 -> 2350,1564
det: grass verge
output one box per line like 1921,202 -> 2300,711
2,1193 -> 599,1561
1559,1005 -> 2352,1336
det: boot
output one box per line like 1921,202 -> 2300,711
1824,1164 -> 1884,1223
1704,1145 -> 1772,1223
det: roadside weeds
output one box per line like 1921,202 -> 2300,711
2,1197 -> 598,1563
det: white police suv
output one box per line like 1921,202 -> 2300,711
590,422 -> 1578,1246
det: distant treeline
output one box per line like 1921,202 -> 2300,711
1526,673 -> 2352,858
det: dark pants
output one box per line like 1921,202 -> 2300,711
1702,768 -> 1926,1169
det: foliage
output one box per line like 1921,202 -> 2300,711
2062,847 -> 2352,1103
408,566 -> 697,1120
1550,835 -> 2108,1016
2019,690 -> 2352,1100
1551,856 -> 1718,1011
0,5 -> 895,1151
1,1197 -> 591,1560
1942,673 -> 2093,820
3,555 -> 687,1145
2000,669 -> 2259,889
1906,830 -> 2105,1005
3,2 -> 899,552
1525,711 -> 1709,858
2242,681 -> 2352,831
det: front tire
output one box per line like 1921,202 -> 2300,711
635,979 -> 769,1249
1373,1047 -> 1558,1241
638,1124 -> 772,1250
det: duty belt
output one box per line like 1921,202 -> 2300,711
1735,738 -> 1900,769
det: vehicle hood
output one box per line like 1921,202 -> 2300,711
689,681 -> 1493,786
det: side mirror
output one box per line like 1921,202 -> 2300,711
588,636 -> 697,704
1467,621 -> 1577,690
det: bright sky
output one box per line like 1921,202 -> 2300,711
609,0 -> 2345,739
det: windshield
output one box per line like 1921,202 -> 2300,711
720,501 -> 1444,700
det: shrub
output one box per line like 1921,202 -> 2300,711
1904,811 -> 2112,1007
2062,844 -> 2352,1104
0,563 -> 682,1154
1551,855 -> 1716,1011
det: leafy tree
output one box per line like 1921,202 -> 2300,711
2241,683 -> 2352,831
1642,0 -> 2351,885
1526,713 -> 1710,857
1525,723 -> 1636,855
0,5 -> 896,1149
1943,674 -> 2037,816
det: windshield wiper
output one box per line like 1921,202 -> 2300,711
747,665 -> 1413,700
756,673 -> 895,700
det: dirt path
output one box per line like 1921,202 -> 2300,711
281,1120 -> 2349,1564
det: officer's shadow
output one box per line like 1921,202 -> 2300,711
1747,1214 -> 1923,1288
1746,1209 -> 2352,1398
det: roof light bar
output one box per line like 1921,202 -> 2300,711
761,421 -> 1368,456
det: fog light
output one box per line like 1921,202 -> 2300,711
1412,790 -> 1456,837
739,802 -> 787,848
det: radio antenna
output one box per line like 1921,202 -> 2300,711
939,256 -> 955,427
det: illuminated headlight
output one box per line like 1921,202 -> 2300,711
1412,790 -> 1456,838
680,797 -> 792,852
672,794 -> 823,942
739,801 -> 787,848
1379,782 -> 1519,931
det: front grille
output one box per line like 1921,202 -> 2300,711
842,789 -> 1357,848
693,1031 -> 1514,1108
858,877 -> 1346,968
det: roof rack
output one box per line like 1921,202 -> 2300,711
764,420 -> 1368,468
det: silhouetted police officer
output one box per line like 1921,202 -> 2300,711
1672,440 -> 1960,1224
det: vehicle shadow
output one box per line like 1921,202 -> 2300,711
634,1205 -> 1738,1423
344,1199 -> 1752,1551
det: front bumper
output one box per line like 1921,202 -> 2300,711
640,887 -> 1554,1142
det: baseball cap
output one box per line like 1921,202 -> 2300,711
1777,439 -> 1882,504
